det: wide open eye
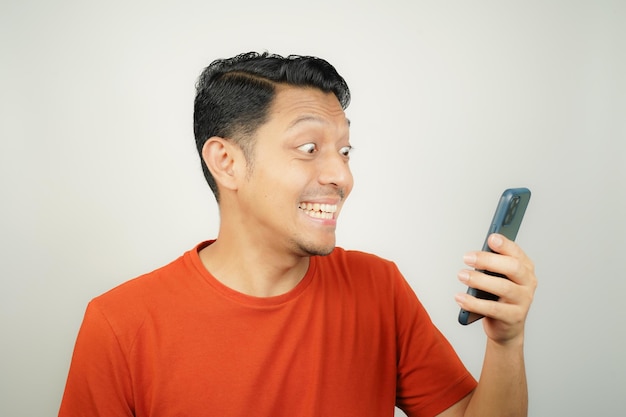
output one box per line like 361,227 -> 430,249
297,143 -> 317,154
339,146 -> 353,157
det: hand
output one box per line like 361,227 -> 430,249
456,234 -> 537,345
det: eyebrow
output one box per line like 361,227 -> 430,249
286,115 -> 351,131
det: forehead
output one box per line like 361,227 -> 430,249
266,85 -> 350,130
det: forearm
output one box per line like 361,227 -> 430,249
464,336 -> 528,417
455,234 -> 536,417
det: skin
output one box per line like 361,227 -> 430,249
199,84 -> 537,417
446,233 -> 537,417
199,85 -> 353,297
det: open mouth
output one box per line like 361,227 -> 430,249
298,202 -> 338,220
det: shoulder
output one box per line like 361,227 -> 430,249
96,254 -> 186,304
315,247 -> 408,294
80,250 -> 199,345
324,246 -> 398,270
86,247 -> 201,328
321,247 -> 405,282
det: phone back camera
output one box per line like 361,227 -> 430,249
504,196 -> 520,225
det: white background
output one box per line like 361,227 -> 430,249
1,1 -> 625,416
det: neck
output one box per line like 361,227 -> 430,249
199,234 -> 310,298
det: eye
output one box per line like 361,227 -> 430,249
339,146 -> 352,157
297,143 -> 317,154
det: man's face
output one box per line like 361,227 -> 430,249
236,85 -> 353,257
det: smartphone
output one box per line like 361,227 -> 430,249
458,187 -> 531,325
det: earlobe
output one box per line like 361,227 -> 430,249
201,137 -> 240,191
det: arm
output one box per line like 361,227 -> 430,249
440,233 -> 537,417
59,301 -> 135,417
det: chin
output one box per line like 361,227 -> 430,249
307,246 -> 335,257
296,240 -> 336,257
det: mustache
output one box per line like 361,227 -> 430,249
302,187 -> 346,201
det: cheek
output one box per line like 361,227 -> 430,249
253,164 -> 305,201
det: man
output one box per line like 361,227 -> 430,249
59,52 -> 536,417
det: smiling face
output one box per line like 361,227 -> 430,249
234,85 -> 353,257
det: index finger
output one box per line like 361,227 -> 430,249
486,233 -> 535,282
488,233 -> 529,262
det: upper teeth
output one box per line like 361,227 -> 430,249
299,202 -> 338,219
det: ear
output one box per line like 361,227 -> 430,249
201,137 -> 245,192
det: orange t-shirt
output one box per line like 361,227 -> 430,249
59,243 -> 476,417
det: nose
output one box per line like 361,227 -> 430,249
317,149 -> 353,192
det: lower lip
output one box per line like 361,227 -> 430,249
300,210 -> 337,226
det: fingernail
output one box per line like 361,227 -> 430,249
458,270 -> 470,283
455,293 -> 466,305
463,253 -> 477,266
491,234 -> 503,247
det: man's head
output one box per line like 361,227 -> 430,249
193,52 -> 351,202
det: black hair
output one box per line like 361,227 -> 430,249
193,51 -> 351,201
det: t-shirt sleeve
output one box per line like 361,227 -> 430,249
392,270 -> 477,417
58,300 -> 135,417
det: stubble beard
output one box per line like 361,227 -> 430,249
293,237 -> 336,257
